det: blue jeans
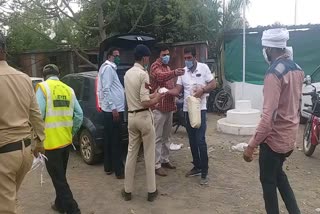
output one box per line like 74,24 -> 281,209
184,110 -> 208,177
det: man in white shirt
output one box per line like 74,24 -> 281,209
97,47 -> 126,179
168,47 -> 216,185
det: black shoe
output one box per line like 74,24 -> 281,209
185,167 -> 201,177
69,211 -> 81,214
121,189 -> 132,201
147,189 -> 158,202
51,204 -> 65,213
116,174 -> 125,179
105,170 -> 113,175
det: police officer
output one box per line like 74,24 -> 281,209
36,64 -> 83,214
122,44 -> 164,202
0,32 -> 45,214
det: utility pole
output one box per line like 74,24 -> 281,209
242,0 -> 246,99
294,0 -> 298,25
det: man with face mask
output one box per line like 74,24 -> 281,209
167,47 -> 216,185
243,28 -> 303,214
97,47 -> 126,179
122,44 -> 165,202
150,45 -> 185,176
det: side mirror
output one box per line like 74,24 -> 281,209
304,75 -> 312,85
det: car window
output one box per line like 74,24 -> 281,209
67,76 -> 84,100
61,76 -> 70,85
82,78 -> 91,101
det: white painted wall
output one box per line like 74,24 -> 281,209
226,81 -> 264,111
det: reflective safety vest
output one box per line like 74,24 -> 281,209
37,80 -> 75,150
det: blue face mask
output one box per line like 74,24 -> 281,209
161,55 -> 170,64
185,60 -> 194,69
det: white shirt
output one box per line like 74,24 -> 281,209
177,62 -> 214,112
97,60 -> 125,112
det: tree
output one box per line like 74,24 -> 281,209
5,0 -> 250,66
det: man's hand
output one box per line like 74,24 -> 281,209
243,145 -> 255,162
154,91 -> 165,102
33,146 -> 45,158
112,109 -> 120,122
193,87 -> 204,98
175,68 -> 185,76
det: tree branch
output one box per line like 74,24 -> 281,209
22,23 -> 60,45
61,0 -> 76,17
128,0 -> 148,33
57,15 -> 98,69
55,4 -> 99,31
104,0 -> 121,28
136,20 -> 175,28
74,48 -> 98,69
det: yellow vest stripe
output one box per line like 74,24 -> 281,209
45,121 -> 74,129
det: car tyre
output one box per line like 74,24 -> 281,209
79,129 -> 102,165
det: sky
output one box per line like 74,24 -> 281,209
69,0 -> 320,28
246,0 -> 320,27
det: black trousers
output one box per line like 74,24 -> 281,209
45,146 -> 80,214
103,111 -> 124,176
259,143 -> 300,214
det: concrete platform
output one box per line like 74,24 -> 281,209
217,100 -> 261,136
217,118 -> 257,135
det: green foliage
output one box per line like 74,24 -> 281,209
4,0 -> 249,52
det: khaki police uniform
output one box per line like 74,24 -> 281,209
124,63 -> 156,193
0,61 -> 45,214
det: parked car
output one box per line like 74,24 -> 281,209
61,71 -> 129,164
301,65 -> 320,123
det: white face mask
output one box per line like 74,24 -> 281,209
262,48 -> 271,65
285,47 -> 293,60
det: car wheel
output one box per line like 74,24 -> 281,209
79,129 -> 101,165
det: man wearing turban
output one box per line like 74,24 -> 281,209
243,28 -> 303,214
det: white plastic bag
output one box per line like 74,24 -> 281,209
29,153 -> 48,186
158,87 -> 168,94
169,143 -> 183,151
187,96 -> 201,128
231,143 -> 248,152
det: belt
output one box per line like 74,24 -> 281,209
0,139 -> 31,154
128,108 -> 149,114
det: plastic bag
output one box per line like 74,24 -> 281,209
29,153 -> 48,186
187,96 -> 201,128
158,87 -> 168,94
231,143 -> 248,152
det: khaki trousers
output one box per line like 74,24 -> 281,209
153,110 -> 173,169
0,143 -> 33,214
124,110 -> 156,193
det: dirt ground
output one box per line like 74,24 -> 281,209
17,114 -> 320,214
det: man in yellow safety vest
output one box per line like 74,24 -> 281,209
36,64 -> 83,214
